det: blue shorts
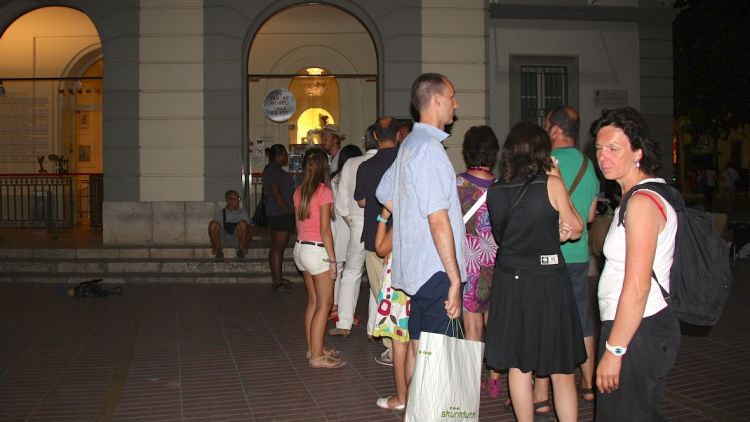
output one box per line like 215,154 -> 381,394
408,271 -> 452,340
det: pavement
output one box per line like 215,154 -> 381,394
0,259 -> 748,421
0,192 -> 748,421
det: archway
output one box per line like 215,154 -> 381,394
0,6 -> 103,230
246,3 -> 377,199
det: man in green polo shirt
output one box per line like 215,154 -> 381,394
533,106 -> 600,415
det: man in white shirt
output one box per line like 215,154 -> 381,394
329,126 -> 378,336
317,124 -> 344,172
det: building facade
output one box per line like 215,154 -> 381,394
0,0 -> 675,245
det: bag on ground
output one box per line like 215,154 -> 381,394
404,322 -> 483,422
619,182 -> 732,326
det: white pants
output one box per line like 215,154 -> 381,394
332,215 -> 346,305
336,217 -> 365,330
333,216 -> 366,330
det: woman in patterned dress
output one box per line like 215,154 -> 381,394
372,204 -> 410,410
457,125 -> 502,397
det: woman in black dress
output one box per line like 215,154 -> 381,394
262,144 -> 295,290
484,122 -> 585,422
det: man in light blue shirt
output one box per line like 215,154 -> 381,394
376,73 -> 466,385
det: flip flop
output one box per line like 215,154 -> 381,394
308,355 -> 345,369
305,347 -> 338,361
376,396 -> 405,411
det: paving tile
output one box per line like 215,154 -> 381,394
1,261 -> 749,421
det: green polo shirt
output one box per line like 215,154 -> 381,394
551,146 -> 600,263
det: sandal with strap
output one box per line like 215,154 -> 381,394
534,399 -> 553,416
328,308 -> 339,322
308,354 -> 346,369
580,387 -> 595,406
305,347 -> 338,361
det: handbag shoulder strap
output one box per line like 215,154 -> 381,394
463,186 -> 492,224
497,174 -> 537,241
567,155 -> 589,196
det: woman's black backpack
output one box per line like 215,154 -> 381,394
619,182 -> 732,327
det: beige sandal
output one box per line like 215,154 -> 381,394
308,355 -> 345,369
305,347 -> 338,361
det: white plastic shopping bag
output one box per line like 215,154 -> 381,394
404,321 -> 484,422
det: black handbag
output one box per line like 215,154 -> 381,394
251,188 -> 268,227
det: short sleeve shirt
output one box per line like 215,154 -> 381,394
551,147 -> 600,263
262,162 -> 295,216
294,183 -> 333,243
375,123 -> 466,295
214,206 -> 250,228
354,147 -> 398,251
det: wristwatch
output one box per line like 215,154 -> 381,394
605,341 -> 627,357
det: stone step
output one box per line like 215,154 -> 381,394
0,274 -> 305,284
0,246 -> 300,283
0,259 -> 298,274
0,247 -> 293,260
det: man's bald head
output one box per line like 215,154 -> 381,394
546,106 -> 580,145
373,116 -> 399,144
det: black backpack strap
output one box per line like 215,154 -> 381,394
652,270 -> 670,302
617,182 -> 682,227
497,174 -> 538,241
618,182 -> 681,302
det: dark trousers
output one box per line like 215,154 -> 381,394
596,308 -> 680,422
408,271 -> 451,340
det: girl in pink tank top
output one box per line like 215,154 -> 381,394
292,148 -> 344,369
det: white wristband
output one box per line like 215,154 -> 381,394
605,341 -> 627,357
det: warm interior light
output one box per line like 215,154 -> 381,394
305,67 -> 325,76
296,108 -> 333,144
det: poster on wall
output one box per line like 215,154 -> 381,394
78,110 -> 90,129
263,89 -> 296,122
78,145 -> 91,162
0,96 -> 51,164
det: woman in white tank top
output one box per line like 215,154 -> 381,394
591,107 -> 680,422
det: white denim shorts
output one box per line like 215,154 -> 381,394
293,241 -> 330,275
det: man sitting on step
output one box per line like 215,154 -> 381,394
208,190 -> 251,261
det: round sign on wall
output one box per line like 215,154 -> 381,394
263,88 -> 296,122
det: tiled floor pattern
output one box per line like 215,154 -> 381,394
0,261 -> 748,421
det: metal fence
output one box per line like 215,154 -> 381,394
0,174 -> 103,229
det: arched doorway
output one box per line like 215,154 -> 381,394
246,3 -> 377,202
0,6 -> 103,230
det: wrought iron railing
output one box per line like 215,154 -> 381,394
0,173 -> 102,229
